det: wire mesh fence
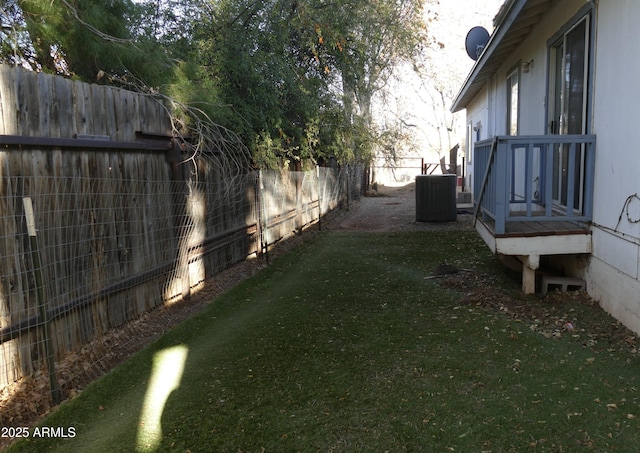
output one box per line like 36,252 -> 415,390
0,147 -> 364,425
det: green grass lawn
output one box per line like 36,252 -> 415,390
7,231 -> 640,452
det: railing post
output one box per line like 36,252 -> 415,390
566,142 -> 577,215
494,139 -> 508,235
544,142 -> 554,217
23,197 -> 61,404
583,140 -> 596,219
525,143 -> 534,216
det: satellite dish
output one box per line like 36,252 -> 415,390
465,26 -> 490,61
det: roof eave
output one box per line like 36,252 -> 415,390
450,0 -> 528,113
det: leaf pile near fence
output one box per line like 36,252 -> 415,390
0,65 -> 364,425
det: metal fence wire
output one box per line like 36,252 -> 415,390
0,151 -> 364,424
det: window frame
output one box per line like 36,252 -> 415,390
506,64 -> 521,136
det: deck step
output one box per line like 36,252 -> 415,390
541,276 -> 586,295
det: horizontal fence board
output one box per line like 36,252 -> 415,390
0,64 -> 172,141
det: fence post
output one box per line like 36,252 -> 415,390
23,197 -> 60,404
257,170 -> 270,265
316,166 -> 322,230
296,171 -> 303,234
253,172 -> 262,257
345,164 -> 350,211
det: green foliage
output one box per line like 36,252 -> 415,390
314,0 -> 427,164
2,0 -> 427,167
5,0 -> 172,86
192,0 -> 331,166
172,0 -> 427,167
165,61 -> 224,127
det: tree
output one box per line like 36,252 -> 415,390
181,0 -> 341,167
306,0 -> 428,178
1,0 -> 431,170
1,0 -> 172,86
185,0 -> 428,167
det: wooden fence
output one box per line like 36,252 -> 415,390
0,65 -> 363,393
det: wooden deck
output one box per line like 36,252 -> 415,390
480,217 -> 591,239
475,217 -> 592,295
476,215 -> 591,256
475,216 -> 592,253
471,134 -> 596,294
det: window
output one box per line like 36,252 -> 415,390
549,17 -> 589,135
507,67 -> 519,135
466,121 -> 473,164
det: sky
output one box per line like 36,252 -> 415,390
433,0 -> 504,71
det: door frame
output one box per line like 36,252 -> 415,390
544,4 -> 595,213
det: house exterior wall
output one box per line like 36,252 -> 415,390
463,0 -> 586,194
587,0 -> 640,333
462,0 -> 640,333
465,0 -> 586,136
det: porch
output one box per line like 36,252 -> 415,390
473,135 -> 596,293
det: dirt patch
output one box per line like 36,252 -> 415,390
432,264 -> 638,355
329,186 -> 633,348
328,183 -> 473,233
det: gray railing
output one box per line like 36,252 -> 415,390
474,135 -> 596,235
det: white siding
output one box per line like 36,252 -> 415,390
488,0 -> 587,135
587,0 -> 640,322
464,85 -> 489,195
